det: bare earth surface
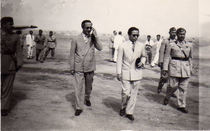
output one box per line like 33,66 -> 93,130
1,37 -> 210,131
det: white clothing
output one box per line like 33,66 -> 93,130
114,35 -> 125,61
151,39 -> 163,66
26,34 -> 35,57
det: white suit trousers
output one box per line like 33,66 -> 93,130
121,80 -> 141,114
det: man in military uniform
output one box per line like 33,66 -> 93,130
162,28 -> 193,113
34,29 -> 46,63
157,27 -> 176,94
41,31 -> 57,62
1,17 -> 23,116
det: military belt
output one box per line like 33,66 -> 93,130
172,57 -> 188,61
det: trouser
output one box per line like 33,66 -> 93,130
42,47 -> 55,61
151,50 -> 159,66
74,71 -> 94,110
146,51 -> 152,64
109,48 -> 115,61
121,80 -> 141,115
114,48 -> 118,62
36,49 -> 44,61
27,46 -> 34,57
166,76 -> 189,108
1,74 -> 16,110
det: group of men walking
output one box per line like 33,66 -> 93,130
1,17 -> 193,122
69,19 -> 193,121
25,29 -> 57,62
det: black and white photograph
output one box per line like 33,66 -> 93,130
1,0 -> 210,130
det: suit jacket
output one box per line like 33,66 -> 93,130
26,34 -> 35,47
35,34 -> 46,49
117,40 -> 146,81
70,33 -> 103,73
1,31 -> 23,74
158,39 -> 175,63
163,40 -> 193,78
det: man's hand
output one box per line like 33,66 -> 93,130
162,70 -> 168,79
92,27 -> 97,37
70,70 -> 75,75
117,74 -> 122,81
137,62 -> 144,68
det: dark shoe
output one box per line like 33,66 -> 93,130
85,100 -> 91,107
172,94 -> 177,98
119,108 -> 126,116
40,61 -> 43,63
163,98 -> 169,105
177,108 -> 188,113
126,114 -> 134,121
75,110 -> 82,116
1,109 -> 8,116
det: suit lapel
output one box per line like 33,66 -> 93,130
78,33 -> 92,57
132,42 -> 139,61
125,41 -> 134,61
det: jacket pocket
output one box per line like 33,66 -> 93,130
169,60 -> 177,75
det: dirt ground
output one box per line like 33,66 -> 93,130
1,37 -> 210,131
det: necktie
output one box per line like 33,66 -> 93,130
132,42 -> 135,52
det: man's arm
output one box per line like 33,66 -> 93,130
189,44 -> 193,72
92,28 -> 103,51
16,36 -> 23,71
163,43 -> 172,71
158,40 -> 166,67
70,38 -> 76,75
55,37 -> 57,47
116,44 -> 123,81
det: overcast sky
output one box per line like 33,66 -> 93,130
1,0 -> 209,37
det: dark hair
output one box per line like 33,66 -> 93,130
39,29 -> 43,33
16,30 -> 22,35
127,27 -> 139,36
113,30 -> 116,33
176,28 -> 186,34
50,31 -> 53,33
118,31 -> 122,35
81,20 -> 92,28
147,35 -> 151,38
157,34 -> 160,37
169,27 -> 176,32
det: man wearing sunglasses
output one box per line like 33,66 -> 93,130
117,27 -> 146,121
70,20 -> 103,116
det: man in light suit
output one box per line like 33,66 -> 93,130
26,30 -> 35,59
113,31 -> 125,62
157,27 -> 176,94
162,28 -> 193,113
1,17 -> 23,116
70,20 -> 103,116
109,30 -> 117,61
117,27 -> 146,121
